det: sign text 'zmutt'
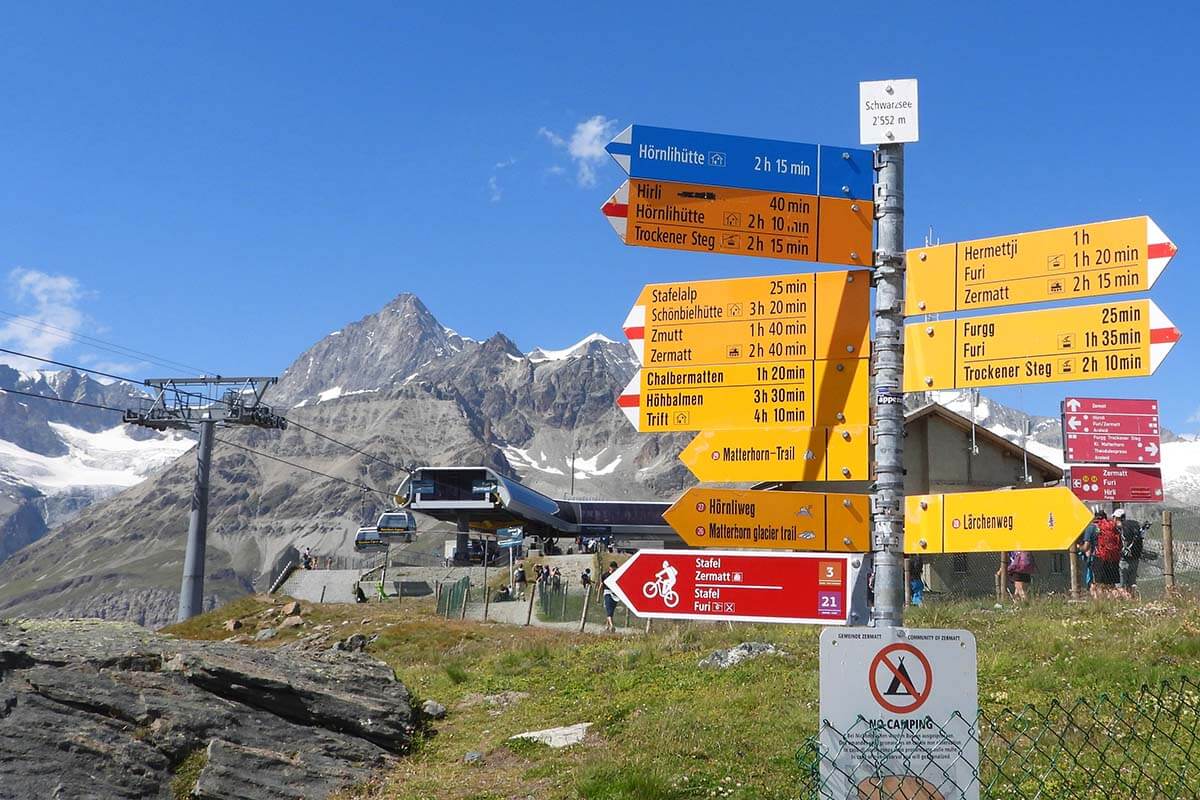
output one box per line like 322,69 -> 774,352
623,270 -> 870,368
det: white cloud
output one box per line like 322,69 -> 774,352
487,156 -> 516,203
539,115 -> 618,187
1189,406 -> 1200,424
0,268 -> 85,370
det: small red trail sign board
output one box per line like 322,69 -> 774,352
1070,465 -> 1164,503
604,549 -> 860,626
1061,396 -> 1161,465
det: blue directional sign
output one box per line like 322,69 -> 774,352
497,538 -> 522,549
606,125 -> 873,200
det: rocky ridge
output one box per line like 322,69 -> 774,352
0,616 -> 419,799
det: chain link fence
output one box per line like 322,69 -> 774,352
436,576 -> 470,618
910,511 -> 1200,604
798,675 -> 1200,798
534,583 -> 640,629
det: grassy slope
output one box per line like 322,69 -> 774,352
165,595 -> 1200,800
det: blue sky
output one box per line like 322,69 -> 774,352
2,3 -> 1198,432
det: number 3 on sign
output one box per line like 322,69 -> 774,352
818,561 -> 842,586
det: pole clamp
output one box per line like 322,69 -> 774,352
873,249 -> 904,268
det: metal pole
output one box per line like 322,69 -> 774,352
482,540 -> 490,621
871,143 -> 905,628
177,419 -> 215,622
1068,545 -> 1080,600
1163,510 -> 1175,593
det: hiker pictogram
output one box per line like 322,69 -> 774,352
869,642 -> 933,714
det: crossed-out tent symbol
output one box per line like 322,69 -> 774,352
869,643 -> 933,714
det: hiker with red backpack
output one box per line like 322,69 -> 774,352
1092,510 -> 1123,598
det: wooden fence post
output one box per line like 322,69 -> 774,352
1163,510 -> 1176,593
579,586 -> 592,633
460,579 -> 469,620
524,581 -> 537,626
1068,546 -> 1080,600
997,552 -> 1008,603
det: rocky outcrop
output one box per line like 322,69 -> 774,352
0,619 -> 420,799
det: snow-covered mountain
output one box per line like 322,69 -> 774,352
0,368 -> 194,562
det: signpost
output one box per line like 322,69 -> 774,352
617,358 -> 869,432
605,124 -> 873,199
820,627 -> 978,800
906,217 -> 1177,315
1064,431 -> 1160,464
601,179 -> 871,266
904,487 -> 1094,554
679,425 -> 869,483
603,549 -> 863,626
1070,466 -> 1164,503
1062,396 -> 1161,464
623,270 -> 870,367
903,299 -> 1181,391
663,488 -> 869,552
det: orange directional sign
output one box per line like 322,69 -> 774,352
623,270 -> 870,368
680,426 -> 869,483
906,217 -> 1177,315
904,299 -> 1181,391
618,358 -> 870,432
601,179 -> 872,267
904,487 -> 1094,554
665,488 -> 870,552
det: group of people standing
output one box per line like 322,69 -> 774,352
510,560 -> 622,632
1079,508 -> 1145,598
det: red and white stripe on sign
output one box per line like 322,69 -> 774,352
601,181 -> 629,240
623,303 -> 646,363
1149,300 -> 1182,373
616,373 -> 640,428
1146,217 -> 1177,288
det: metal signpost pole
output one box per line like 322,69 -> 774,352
872,142 -> 905,628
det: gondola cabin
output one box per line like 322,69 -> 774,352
353,527 -> 389,552
376,510 -> 417,542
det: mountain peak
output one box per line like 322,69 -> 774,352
527,333 -> 618,363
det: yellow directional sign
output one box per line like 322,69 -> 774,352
665,488 -> 870,552
680,426 -> 869,482
624,270 -> 870,367
602,179 -> 873,267
904,487 -> 1094,554
906,216 -> 1177,315
903,298 -> 1181,391
618,358 -> 870,432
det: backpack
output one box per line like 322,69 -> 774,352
1121,520 -> 1144,560
1010,551 -> 1033,574
1095,519 -> 1122,563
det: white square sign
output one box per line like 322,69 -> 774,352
860,79 -> 919,144
819,627 -> 978,799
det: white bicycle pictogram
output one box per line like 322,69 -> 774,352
642,578 -> 680,608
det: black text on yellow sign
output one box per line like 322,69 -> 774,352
903,299 -> 1180,391
630,359 -> 870,433
905,216 -> 1177,315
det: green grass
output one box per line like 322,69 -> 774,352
170,748 -> 208,800
171,592 -> 1200,800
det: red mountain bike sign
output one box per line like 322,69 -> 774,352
603,549 -> 859,625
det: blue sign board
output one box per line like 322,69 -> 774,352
606,125 -> 873,201
497,538 -> 522,549
497,526 -> 523,539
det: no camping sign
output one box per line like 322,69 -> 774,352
818,628 -> 979,800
